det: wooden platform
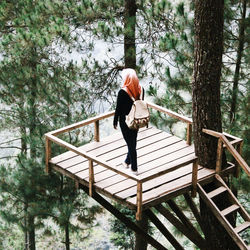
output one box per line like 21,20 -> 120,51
48,126 -> 217,210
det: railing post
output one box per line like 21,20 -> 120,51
45,136 -> 51,174
191,158 -> 198,197
136,182 -> 142,221
89,160 -> 94,196
216,138 -> 223,174
235,141 -> 243,178
94,120 -> 100,142
187,123 -> 192,145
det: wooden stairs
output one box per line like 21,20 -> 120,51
198,174 -> 250,250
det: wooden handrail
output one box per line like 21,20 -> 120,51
48,110 -> 115,136
147,101 -> 193,144
203,129 -> 249,176
147,102 -> 193,124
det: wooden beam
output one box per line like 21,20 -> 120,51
145,209 -> 185,250
79,184 -> 167,250
221,135 -> 249,176
183,193 -> 205,235
203,129 -> 249,176
234,141 -> 243,178
136,182 -> 142,221
45,134 -> 140,181
94,120 -> 100,142
47,110 -> 115,136
155,204 -> 207,249
45,136 -> 51,174
147,102 -> 193,124
166,200 -> 205,245
187,123 -> 192,145
216,138 -> 223,174
191,159 -> 198,197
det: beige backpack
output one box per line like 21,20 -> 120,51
125,89 -> 150,130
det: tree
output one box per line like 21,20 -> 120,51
192,0 -> 239,249
0,0 -> 103,248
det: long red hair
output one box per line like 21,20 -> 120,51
121,68 -> 141,100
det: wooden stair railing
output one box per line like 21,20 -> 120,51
198,174 -> 250,250
202,129 -> 250,177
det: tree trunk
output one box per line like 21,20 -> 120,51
135,211 -> 148,250
124,0 -> 136,69
27,215 -> 36,250
193,1 -> 238,249
193,0 -> 225,169
65,223 -> 70,250
229,0 -> 247,124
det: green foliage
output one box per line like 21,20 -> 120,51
109,203 -> 136,249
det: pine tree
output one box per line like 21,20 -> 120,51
0,1 -> 103,248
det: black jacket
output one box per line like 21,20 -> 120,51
113,88 -> 144,127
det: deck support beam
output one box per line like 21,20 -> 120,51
183,193 -> 205,234
155,203 -> 207,249
45,137 -> 51,174
79,184 -> 167,250
166,200 -> 206,246
145,209 -> 185,250
136,182 -> 142,221
192,159 -> 198,197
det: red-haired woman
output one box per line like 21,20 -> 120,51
113,68 -> 144,175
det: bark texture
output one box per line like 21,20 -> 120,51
193,0 -> 224,169
193,1 -> 239,249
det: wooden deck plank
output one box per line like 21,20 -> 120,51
115,164 -> 202,200
105,150 -> 195,195
96,149 -> 195,191
92,144 -> 195,194
50,132 -> 123,164
50,127 -> 155,164
50,127 -> 162,168
126,168 -> 215,206
75,165 -> 106,179
88,128 -> 164,156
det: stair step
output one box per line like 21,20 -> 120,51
207,186 -> 227,199
221,204 -> 240,217
234,221 -> 250,234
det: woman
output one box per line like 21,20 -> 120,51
113,68 -> 144,175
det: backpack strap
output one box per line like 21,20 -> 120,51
140,87 -> 144,100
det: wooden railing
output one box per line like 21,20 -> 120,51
45,104 -> 195,220
202,129 -> 249,177
147,102 -> 193,145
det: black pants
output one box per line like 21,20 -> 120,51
120,120 -> 138,171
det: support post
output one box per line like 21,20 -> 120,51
94,120 -> 100,142
216,138 -> 223,174
45,136 -> 51,174
191,158 -> 198,197
136,182 -> 142,221
234,141 -> 243,178
89,160 -> 94,196
187,123 -> 192,145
